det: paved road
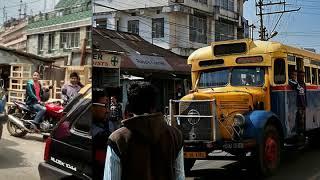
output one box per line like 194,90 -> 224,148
0,123 -> 45,180
187,146 -> 320,180
1,123 -> 320,180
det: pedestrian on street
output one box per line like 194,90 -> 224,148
61,72 -> 82,105
25,71 -> 46,129
92,89 -> 111,180
108,96 -> 122,132
289,70 -> 307,142
104,82 -> 185,180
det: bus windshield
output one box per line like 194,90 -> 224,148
198,67 -> 265,88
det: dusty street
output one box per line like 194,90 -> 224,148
0,123 -> 45,180
1,121 -> 320,180
187,146 -> 320,180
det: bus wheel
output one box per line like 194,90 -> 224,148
256,124 -> 281,176
309,130 -> 320,148
184,159 -> 195,175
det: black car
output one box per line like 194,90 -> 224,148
38,85 -> 101,180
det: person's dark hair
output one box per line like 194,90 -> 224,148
70,72 -> 79,78
92,89 -> 107,103
33,70 -> 40,75
128,82 -> 158,115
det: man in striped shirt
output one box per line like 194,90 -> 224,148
104,82 -> 185,180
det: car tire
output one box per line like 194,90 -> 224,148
184,159 -> 195,175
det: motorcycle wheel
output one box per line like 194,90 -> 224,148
6,113 -> 28,137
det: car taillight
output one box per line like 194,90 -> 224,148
44,137 -> 52,161
95,150 -> 106,164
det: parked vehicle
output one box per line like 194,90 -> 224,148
38,84 -> 93,180
6,100 -> 64,137
169,39 -> 320,176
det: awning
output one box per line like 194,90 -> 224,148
121,54 -> 190,74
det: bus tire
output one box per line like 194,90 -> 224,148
184,159 -> 195,175
309,130 -> 320,148
255,124 -> 281,177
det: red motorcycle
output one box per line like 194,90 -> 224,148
7,100 -> 64,137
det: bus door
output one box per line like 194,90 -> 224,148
271,58 -> 294,138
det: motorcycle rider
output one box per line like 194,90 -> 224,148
61,72 -> 82,105
25,71 -> 46,129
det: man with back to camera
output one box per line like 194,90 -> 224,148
104,82 -> 185,180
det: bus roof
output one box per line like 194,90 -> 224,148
188,39 -> 320,65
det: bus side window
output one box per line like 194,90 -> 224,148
305,66 -> 311,84
312,68 -> 317,85
288,65 -> 296,79
274,58 -> 286,84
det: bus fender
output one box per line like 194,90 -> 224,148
243,110 -> 284,143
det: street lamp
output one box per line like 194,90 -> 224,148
267,31 -> 278,40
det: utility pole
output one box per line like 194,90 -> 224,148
2,6 -> 7,24
257,0 -> 265,40
44,0 -> 47,12
24,3 -> 27,18
18,0 -> 23,19
255,0 -> 300,41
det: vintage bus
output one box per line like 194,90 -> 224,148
169,39 -> 320,176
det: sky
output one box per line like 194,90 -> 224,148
244,0 -> 320,53
0,0 -> 57,24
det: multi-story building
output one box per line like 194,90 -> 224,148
26,0 -> 92,66
93,0 -> 249,56
0,18 -> 28,51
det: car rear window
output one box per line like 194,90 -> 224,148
73,106 -> 91,134
53,98 -> 91,140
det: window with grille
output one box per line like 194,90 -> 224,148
38,34 -> 44,54
60,28 -> 80,49
215,21 -> 234,41
152,18 -> 164,38
128,20 -> 139,35
48,33 -> 55,53
216,0 -> 235,11
192,0 -> 208,4
189,15 -> 207,44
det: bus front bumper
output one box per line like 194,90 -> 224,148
183,139 -> 257,159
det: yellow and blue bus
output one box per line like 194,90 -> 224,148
169,39 -> 320,176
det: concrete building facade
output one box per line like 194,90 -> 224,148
0,18 -> 28,51
93,0 -> 249,56
26,0 -> 92,66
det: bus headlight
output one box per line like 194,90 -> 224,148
233,114 -> 246,127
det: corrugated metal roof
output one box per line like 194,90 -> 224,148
93,28 -> 190,74
0,45 -> 65,62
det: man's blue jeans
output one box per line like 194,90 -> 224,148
32,104 -> 46,124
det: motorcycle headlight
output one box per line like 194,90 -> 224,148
233,114 -> 246,127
